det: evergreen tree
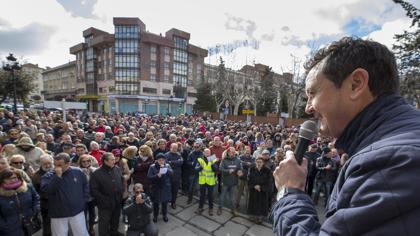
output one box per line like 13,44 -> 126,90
392,0 -> 420,107
194,82 -> 217,112
256,67 -> 276,116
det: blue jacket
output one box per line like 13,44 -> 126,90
0,182 -> 40,236
41,167 -> 89,218
272,94 -> 420,236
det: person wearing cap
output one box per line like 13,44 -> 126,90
41,152 -> 90,236
147,153 -> 173,223
14,136 -> 45,171
61,142 -> 76,160
195,148 -> 218,215
313,147 -> 336,206
218,147 -> 241,216
304,143 -> 321,197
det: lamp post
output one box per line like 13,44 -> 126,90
2,53 -> 21,114
168,95 -> 173,115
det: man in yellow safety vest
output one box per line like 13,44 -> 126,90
194,148 -> 218,216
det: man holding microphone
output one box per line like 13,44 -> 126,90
272,37 -> 420,235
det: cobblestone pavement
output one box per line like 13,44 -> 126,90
34,193 -> 330,235
35,193 -> 274,236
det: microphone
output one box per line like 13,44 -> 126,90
295,120 -> 319,165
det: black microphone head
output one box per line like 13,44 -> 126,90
299,120 -> 319,140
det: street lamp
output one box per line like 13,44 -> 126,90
167,95 -> 173,115
2,53 -> 21,114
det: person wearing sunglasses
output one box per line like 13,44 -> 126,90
9,154 -> 33,182
0,168 -> 40,236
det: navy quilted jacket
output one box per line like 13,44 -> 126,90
272,94 -> 420,236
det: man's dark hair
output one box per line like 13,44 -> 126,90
54,152 -> 71,163
304,37 -> 399,96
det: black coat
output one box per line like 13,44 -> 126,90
90,165 -> 124,210
123,193 -> 153,230
147,163 -> 173,203
247,166 -> 271,216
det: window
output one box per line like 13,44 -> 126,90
174,75 -> 187,87
151,45 -> 157,53
150,74 -> 156,81
115,55 -> 139,68
174,37 -> 188,50
162,89 -> 171,95
187,92 -> 197,97
164,75 -> 170,82
173,62 -> 187,75
115,39 -> 139,54
115,26 -> 139,39
173,49 -> 188,63
164,47 -> 170,62
143,87 -> 157,94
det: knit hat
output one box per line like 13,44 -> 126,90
16,137 -> 35,148
156,153 -> 166,160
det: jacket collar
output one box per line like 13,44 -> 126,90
335,93 -> 406,156
0,180 -> 28,197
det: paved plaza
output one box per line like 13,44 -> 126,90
35,193 -> 274,236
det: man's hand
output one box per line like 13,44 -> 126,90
273,151 -> 307,191
157,173 -> 162,178
55,167 -> 63,177
135,194 -> 145,204
254,185 -> 261,192
237,170 -> 243,177
229,169 -> 235,174
325,164 -> 332,170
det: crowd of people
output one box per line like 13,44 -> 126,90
0,108 -> 347,236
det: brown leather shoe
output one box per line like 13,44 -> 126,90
217,207 -> 222,215
209,208 -> 214,216
171,203 -> 177,209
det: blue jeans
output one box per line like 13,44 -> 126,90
314,180 -> 333,206
199,184 -> 214,209
188,175 -> 199,200
219,185 -> 236,209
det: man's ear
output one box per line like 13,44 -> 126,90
348,68 -> 369,100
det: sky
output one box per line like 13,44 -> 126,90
0,0 -> 418,74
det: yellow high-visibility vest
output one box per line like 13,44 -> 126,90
197,157 -> 216,186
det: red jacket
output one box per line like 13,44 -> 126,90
89,149 -> 104,166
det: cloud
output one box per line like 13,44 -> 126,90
281,35 -> 306,47
281,26 -> 290,32
224,13 -> 257,39
56,0 -> 98,19
261,32 -> 275,41
0,23 -> 56,55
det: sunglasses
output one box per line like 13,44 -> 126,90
12,161 -> 24,165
